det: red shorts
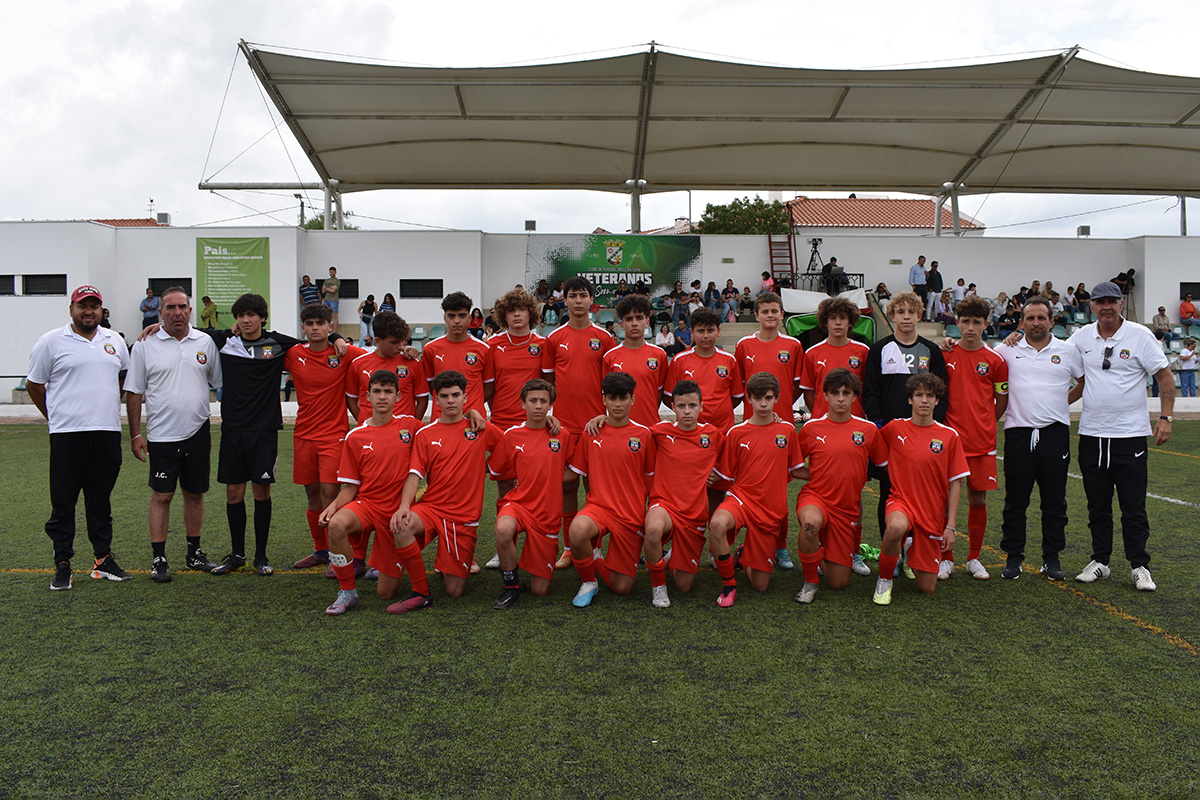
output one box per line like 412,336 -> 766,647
343,500 -> 400,579
966,454 -> 997,493
717,494 -> 777,573
293,438 -> 341,485
411,504 -> 478,579
649,501 -> 706,575
884,497 -> 946,575
796,490 -> 860,567
498,502 -> 558,581
578,503 -> 643,578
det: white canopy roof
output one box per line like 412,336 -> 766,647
240,42 -> 1200,197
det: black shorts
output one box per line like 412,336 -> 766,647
217,429 -> 278,486
148,420 -> 211,494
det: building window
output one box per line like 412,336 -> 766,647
149,278 -> 193,298
338,278 -> 359,299
398,279 -> 444,299
0,275 -> 14,295
23,274 -> 67,296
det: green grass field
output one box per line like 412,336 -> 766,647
1,421 -> 1197,798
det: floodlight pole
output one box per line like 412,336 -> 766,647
1182,196 -> 1188,236
935,195 -> 947,237
324,186 -> 333,230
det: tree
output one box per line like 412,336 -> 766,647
693,195 -> 790,235
303,212 -> 360,231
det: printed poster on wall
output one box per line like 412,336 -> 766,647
195,237 -> 270,324
526,235 -> 702,307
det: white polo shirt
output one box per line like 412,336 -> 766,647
27,323 -> 129,434
1069,319 -> 1168,438
996,336 -> 1075,428
125,326 -> 222,442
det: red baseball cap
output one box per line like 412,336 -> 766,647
71,285 -> 103,303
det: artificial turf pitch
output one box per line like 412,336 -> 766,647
1,422 -> 1197,798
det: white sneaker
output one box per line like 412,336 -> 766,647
794,582 -> 819,604
651,584 -> 670,608
965,558 -> 990,580
1075,560 -> 1111,583
485,553 -> 501,569
937,560 -> 953,580
1132,566 -> 1157,591
851,553 -> 871,576
592,547 -> 604,561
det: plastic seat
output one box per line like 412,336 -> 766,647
943,324 -> 961,338
1191,325 -> 1200,338
1170,339 -> 1183,353
411,326 -> 427,341
595,309 -> 616,325
428,324 -> 446,339
1051,325 -> 1068,339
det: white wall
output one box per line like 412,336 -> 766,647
482,233 -> 529,311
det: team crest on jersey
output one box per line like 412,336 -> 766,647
777,350 -> 790,363
775,434 -> 788,448
628,437 -> 641,452
589,338 -> 602,351
464,429 -> 479,441
699,433 -> 711,448
548,438 -> 561,452
195,352 -> 207,364
260,346 -> 274,359
327,356 -> 340,368
929,439 -> 944,454
975,361 -> 989,376
397,366 -> 409,378
849,356 -> 861,369
646,357 -> 659,371
852,431 -> 865,446
103,343 -> 116,355
466,352 -> 479,366
529,343 -> 541,356
1119,349 -> 1131,360
918,355 -> 929,370
716,365 -> 729,378
399,429 -> 412,443
1051,355 -> 1061,364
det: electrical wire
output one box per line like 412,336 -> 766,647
250,70 -> 316,216
201,49 -> 241,183
202,123 -> 286,182
980,196 -> 1170,231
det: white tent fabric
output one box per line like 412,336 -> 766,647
240,42 -> 1200,197
781,288 -> 869,315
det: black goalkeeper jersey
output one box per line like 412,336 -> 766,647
206,329 -> 303,431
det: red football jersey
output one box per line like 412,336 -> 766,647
715,420 -> 804,525
409,418 -> 503,523
944,345 -> 1009,456
601,343 -> 668,427
542,323 -> 617,430
487,331 -> 547,430
798,339 -> 870,418
663,348 -> 744,430
881,418 -> 970,534
648,421 -> 724,524
734,333 -> 804,412
284,343 -> 363,441
569,420 -> 656,530
337,414 -> 422,508
799,415 -> 888,513
345,350 -> 428,422
488,423 -> 575,534
422,336 -> 493,420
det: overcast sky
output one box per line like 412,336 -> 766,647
4,0 -> 1198,238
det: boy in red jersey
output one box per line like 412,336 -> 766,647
345,311 -> 428,423
794,369 -> 888,604
422,292 -> 493,421
389,370 -> 502,612
542,277 -> 617,568
601,294 -> 667,427
488,379 -> 574,609
940,296 -> 1008,581
710,372 -> 806,603
318,370 -> 421,615
567,371 -> 656,608
799,297 -> 870,420
874,374 -> 968,605
284,304 -> 364,571
644,380 -> 731,608
663,307 -> 743,432
733,291 -> 804,570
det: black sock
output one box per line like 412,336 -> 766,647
151,541 -> 166,558
502,569 -> 519,589
226,502 -> 246,556
186,536 -> 201,557
254,498 -> 272,560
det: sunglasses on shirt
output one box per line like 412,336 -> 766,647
1102,346 -> 1114,370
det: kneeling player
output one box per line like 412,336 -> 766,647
794,369 -> 888,604
567,372 -> 656,608
709,372 -> 805,604
645,380 -> 729,608
389,370 -> 502,612
874,374 -> 968,605
489,379 -> 574,609
318,370 -> 421,615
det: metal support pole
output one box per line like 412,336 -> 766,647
935,195 -> 947,237
631,184 -> 642,233
324,185 -> 333,231
335,193 -> 345,231
1182,196 -> 1188,236
951,188 -> 961,236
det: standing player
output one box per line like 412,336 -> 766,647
389,371 -> 503,612
799,297 -> 870,419
318,370 -> 421,615
710,372 -> 805,601
940,296 -> 1008,581
601,294 -> 667,427
733,291 -> 804,569
663,307 -> 743,432
794,369 -> 888,604
422,292 -> 493,421
542,277 -> 617,568
874,374 -> 968,605
488,379 -> 574,609
566,372 -> 657,608
285,304 -> 364,571
644,380 -> 729,608
345,311 -> 429,423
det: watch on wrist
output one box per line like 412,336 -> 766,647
1160,415 -> 1173,423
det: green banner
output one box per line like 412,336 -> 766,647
195,237 -> 270,324
526,234 -> 702,307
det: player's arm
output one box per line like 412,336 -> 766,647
943,478 -> 962,550
26,381 -> 47,418
993,390 -> 1009,420
583,414 -> 608,436
345,394 -> 361,421
414,394 -> 429,421
319,482 -> 359,526
126,392 -> 148,462
791,463 -> 810,481
465,408 -> 486,431
389,473 -> 422,534
801,389 -> 814,413
1153,366 -> 1175,445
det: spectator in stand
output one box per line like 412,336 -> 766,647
655,323 -> 675,352
299,276 -> 321,308
739,287 -> 755,314
990,293 -> 1009,335
966,282 -> 978,298
1074,283 -> 1091,320
1112,269 -> 1135,299
1049,292 -> 1068,327
997,301 -> 1021,335
1180,293 -> 1199,327
721,279 -> 740,320
379,293 -> 396,314
703,281 -> 721,310
1179,338 -> 1197,397
357,294 -> 377,345
688,291 -> 703,317
1044,280 -> 1057,299
1013,286 -> 1030,307
932,290 -> 956,325
670,318 -> 692,356
632,280 -> 649,295
321,267 -> 341,328
603,320 -> 617,337
1063,285 -> 1078,315
532,279 -> 551,319
1028,280 -> 1042,299
1151,306 -> 1178,341
484,319 -> 501,338
614,279 -> 631,304
908,255 -> 928,308
100,308 -> 112,329
140,288 -> 161,329
759,271 -> 776,297
875,282 -> 892,300
924,261 -> 944,321
669,280 -> 687,324
468,307 -> 485,340
952,277 -> 967,303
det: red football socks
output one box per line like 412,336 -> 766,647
798,548 -> 824,584
594,557 -> 613,589
306,509 -> 327,551
879,553 -> 899,581
648,557 -> 666,588
715,552 -> 736,586
332,560 -> 357,591
572,553 -> 596,584
397,540 -> 429,595
968,505 -> 987,561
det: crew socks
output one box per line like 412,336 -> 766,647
186,536 -> 201,559
502,569 -> 520,590
151,541 -> 166,559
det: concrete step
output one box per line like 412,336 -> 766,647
916,322 -> 945,339
717,322 -> 760,351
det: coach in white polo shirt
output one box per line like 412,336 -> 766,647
125,286 -> 222,583
1068,280 -> 1174,591
995,297 -> 1076,581
26,285 -> 132,590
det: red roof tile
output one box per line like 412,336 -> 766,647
786,197 -> 982,230
91,218 -> 166,227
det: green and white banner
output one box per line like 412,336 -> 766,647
526,234 -> 702,307
196,237 -> 270,322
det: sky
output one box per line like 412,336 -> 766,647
3,0 -> 1198,238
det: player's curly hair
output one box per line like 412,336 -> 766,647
371,311 -> 410,344
615,294 -> 653,320
492,288 -> 539,329
822,367 -> 861,397
368,369 -> 399,391
689,307 -> 722,329
955,295 -> 991,321
231,293 -> 268,320
887,292 -> 923,316
431,370 -> 467,394
817,296 -> 860,330
442,292 -> 473,313
905,372 -> 946,399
